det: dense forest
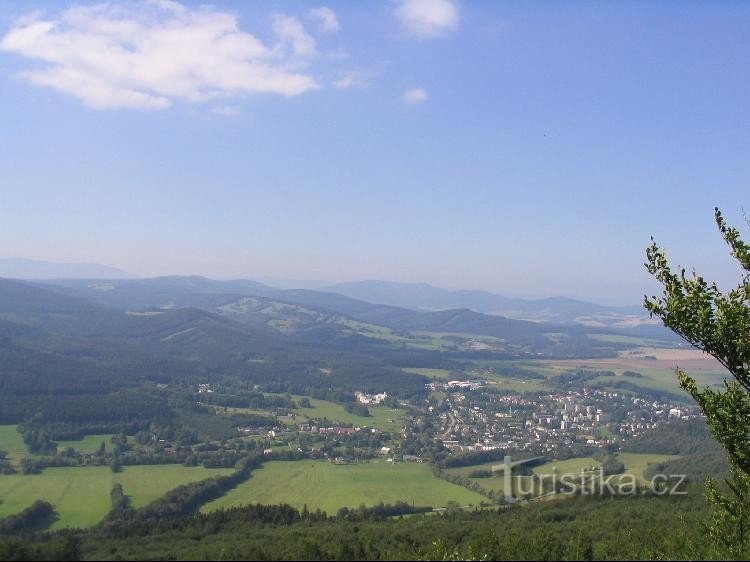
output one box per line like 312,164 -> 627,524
0,488 -> 731,561
0,277 -> 662,443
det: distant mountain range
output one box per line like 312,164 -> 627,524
0,258 -> 137,279
324,280 -> 651,327
33,275 -> 677,349
0,258 -> 656,329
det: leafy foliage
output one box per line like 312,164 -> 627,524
645,207 -> 750,557
13,490 -> 722,561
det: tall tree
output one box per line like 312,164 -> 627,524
645,208 -> 750,557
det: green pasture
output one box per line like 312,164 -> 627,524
202,460 -> 486,514
0,425 -> 31,467
445,453 -> 682,499
532,457 -> 601,476
56,434 -> 116,454
403,368 -> 454,380
291,396 -> 405,433
0,465 -> 232,530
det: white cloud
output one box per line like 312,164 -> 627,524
402,87 -> 428,104
0,2 -> 321,110
309,7 -> 339,33
395,0 -> 459,39
333,70 -> 370,89
333,75 -> 358,89
271,14 -> 317,58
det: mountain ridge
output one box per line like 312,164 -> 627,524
0,258 -> 137,280
324,280 -> 648,326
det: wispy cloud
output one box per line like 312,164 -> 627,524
402,87 -> 428,104
271,14 -> 317,58
332,69 -> 372,89
309,7 -> 339,34
0,1 -> 323,110
210,105 -> 241,117
395,0 -> 459,39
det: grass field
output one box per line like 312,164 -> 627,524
616,452 -> 681,485
0,465 -> 232,529
444,460 -> 505,479
221,395 -> 406,433
403,368 -> 454,380
446,453 -> 681,499
535,346 -> 729,396
0,425 -> 31,468
487,377 -> 549,392
202,460 -> 487,513
532,457 -> 601,476
586,334 -> 673,347
292,396 -> 406,433
472,348 -> 729,399
56,434 -> 115,454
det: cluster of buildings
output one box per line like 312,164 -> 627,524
431,386 -> 697,453
355,391 -> 389,405
298,424 -> 360,436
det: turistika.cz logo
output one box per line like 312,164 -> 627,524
493,455 -> 688,503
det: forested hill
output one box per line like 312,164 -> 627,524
325,279 -> 645,322
34,276 -> 667,357
0,279 -> 431,421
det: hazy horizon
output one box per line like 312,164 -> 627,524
1,1 -> 748,307
0,255 -> 703,308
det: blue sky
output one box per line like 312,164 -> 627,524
0,0 -> 748,305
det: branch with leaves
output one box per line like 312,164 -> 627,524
645,207 -> 750,558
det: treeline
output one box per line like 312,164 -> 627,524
0,501 -> 56,535
644,452 -> 729,482
436,449 -> 553,470
98,450 -> 304,537
5,486 -> 732,561
197,392 -> 295,410
591,451 -> 625,476
622,419 -> 722,456
334,501 -> 432,520
437,448 -> 508,469
97,454 -> 263,536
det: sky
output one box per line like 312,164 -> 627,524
0,0 -> 748,306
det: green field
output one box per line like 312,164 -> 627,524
0,465 -> 232,529
469,356 -> 730,398
616,452 -> 681,485
292,396 -> 405,433
56,434 -> 116,454
0,425 -> 32,467
586,334 -> 672,347
487,377 -> 549,392
218,394 -> 406,433
202,460 -> 486,513
532,457 -> 601,476
446,453 -> 681,499
444,459 -> 511,479
403,368 -> 454,380
444,458 -> 601,498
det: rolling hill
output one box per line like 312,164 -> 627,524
31,277 -> 646,357
325,280 -> 650,326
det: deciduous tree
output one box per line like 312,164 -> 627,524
645,208 -> 750,557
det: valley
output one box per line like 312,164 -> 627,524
0,276 -> 724,535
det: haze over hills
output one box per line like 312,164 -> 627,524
0,255 -> 655,330
33,275 -> 678,352
0,258 -> 137,280
0,257 -> 652,329
325,280 -> 651,327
